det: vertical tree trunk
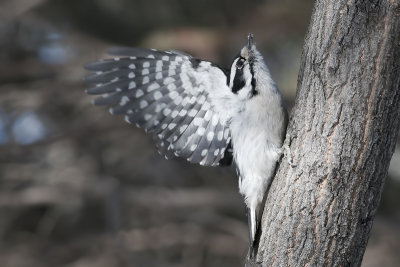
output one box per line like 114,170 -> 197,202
247,0 -> 400,266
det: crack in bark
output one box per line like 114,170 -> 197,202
270,216 -> 286,266
288,210 -> 302,264
326,103 -> 344,166
354,13 -> 389,171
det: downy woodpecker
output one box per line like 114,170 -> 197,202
85,34 -> 288,255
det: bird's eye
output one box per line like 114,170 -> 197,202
236,58 -> 245,69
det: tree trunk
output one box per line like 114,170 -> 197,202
246,0 -> 400,266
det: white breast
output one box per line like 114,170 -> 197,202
229,93 -> 286,209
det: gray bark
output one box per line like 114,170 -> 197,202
246,0 -> 400,266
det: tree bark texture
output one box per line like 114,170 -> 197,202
247,0 -> 400,266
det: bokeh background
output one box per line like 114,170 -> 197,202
0,0 -> 399,266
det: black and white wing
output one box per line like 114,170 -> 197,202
85,48 -> 235,166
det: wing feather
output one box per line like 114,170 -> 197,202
85,48 -> 235,166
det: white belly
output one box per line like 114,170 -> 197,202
232,126 -> 280,208
229,96 -> 285,210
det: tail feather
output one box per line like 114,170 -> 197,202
247,207 -> 258,258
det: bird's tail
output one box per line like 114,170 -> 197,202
247,206 -> 259,258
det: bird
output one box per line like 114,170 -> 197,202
84,34 -> 288,256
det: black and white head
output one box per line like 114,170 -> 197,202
229,34 -> 272,100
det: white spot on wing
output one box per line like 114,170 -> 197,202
171,110 -> 179,118
204,111 -> 212,121
211,114 -> 219,126
147,83 -> 160,92
193,117 -> 203,126
198,95 -> 206,104
163,108 -> 171,116
128,72 -> 135,78
202,102 -> 211,110
197,127 -> 205,135
173,96 -> 183,105
164,77 -> 175,85
168,69 -> 176,76
129,81 -> 136,89
207,132 -> 214,141
167,83 -> 177,90
142,69 -> 149,75
143,76 -> 149,84
153,91 -> 162,100
155,103 -> 166,112
217,131 -> 223,141
224,128 -> 229,139
181,97 -> 189,106
140,100 -> 148,109
129,64 -> 136,69
179,110 -> 187,116
135,89 -> 144,98
189,97 -> 196,104
143,62 -> 150,68
169,91 -> 179,99
188,109 -> 197,117
120,96 -> 129,106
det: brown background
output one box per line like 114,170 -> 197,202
0,0 -> 399,266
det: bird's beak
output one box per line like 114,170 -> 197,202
248,33 -> 254,49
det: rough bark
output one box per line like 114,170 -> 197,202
246,0 -> 400,266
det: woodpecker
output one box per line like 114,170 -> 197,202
85,34 -> 288,255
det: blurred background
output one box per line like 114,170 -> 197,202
0,0 -> 399,266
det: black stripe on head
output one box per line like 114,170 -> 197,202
232,67 -> 246,94
249,60 -> 258,96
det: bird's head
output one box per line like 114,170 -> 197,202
229,34 -> 272,100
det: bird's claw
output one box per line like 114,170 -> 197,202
280,133 -> 296,168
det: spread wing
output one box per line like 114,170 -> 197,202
85,48 -> 236,166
